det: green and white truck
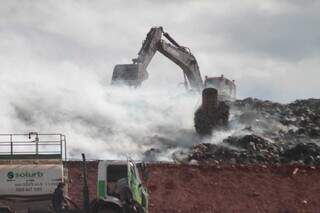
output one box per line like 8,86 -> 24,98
95,160 -> 149,213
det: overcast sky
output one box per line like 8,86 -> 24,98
1,0 -> 319,102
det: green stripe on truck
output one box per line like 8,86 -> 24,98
98,180 -> 106,198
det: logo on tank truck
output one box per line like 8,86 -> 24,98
7,171 -> 44,180
0,164 -> 63,195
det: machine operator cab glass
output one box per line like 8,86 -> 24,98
204,75 -> 236,102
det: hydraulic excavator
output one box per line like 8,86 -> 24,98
111,26 -> 236,100
112,26 -> 203,90
111,26 -> 236,135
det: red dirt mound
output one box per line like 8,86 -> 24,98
146,164 -> 320,213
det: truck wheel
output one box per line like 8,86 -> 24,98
97,209 -> 118,213
0,207 -> 13,213
91,199 -> 123,213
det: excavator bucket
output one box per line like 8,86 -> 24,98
111,63 -> 148,87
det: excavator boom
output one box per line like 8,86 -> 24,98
157,40 -> 203,89
111,27 -> 203,90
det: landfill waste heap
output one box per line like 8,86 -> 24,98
184,98 -> 320,165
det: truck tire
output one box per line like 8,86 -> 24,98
0,207 -> 13,213
28,207 -> 50,213
97,209 -> 118,213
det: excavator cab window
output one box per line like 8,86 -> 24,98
204,77 -> 236,101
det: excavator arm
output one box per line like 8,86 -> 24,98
111,27 -> 203,90
132,27 -> 163,70
157,39 -> 203,89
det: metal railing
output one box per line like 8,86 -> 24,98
0,133 -> 67,161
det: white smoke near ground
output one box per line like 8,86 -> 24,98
0,55 -> 290,161
0,10 -> 207,161
0,57 -> 206,160
0,53 -> 309,161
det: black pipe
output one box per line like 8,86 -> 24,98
82,153 -> 90,213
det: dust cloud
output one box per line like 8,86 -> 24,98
1,63 -> 209,160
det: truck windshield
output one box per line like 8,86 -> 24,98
106,165 -> 127,196
107,165 -> 127,182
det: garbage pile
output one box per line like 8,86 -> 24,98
187,98 -> 320,165
231,98 -> 320,141
189,134 -> 320,165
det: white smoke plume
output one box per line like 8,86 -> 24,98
0,56 -> 294,161
1,57 -> 205,160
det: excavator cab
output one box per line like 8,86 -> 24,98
204,75 -> 236,101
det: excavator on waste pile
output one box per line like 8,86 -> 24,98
111,26 -> 236,135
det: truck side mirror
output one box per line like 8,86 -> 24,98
140,163 -> 149,181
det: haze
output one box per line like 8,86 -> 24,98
0,0 -> 319,159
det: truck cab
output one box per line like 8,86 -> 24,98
96,160 -> 148,213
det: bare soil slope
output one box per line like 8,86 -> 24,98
65,161 -> 320,212
146,164 -> 320,213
